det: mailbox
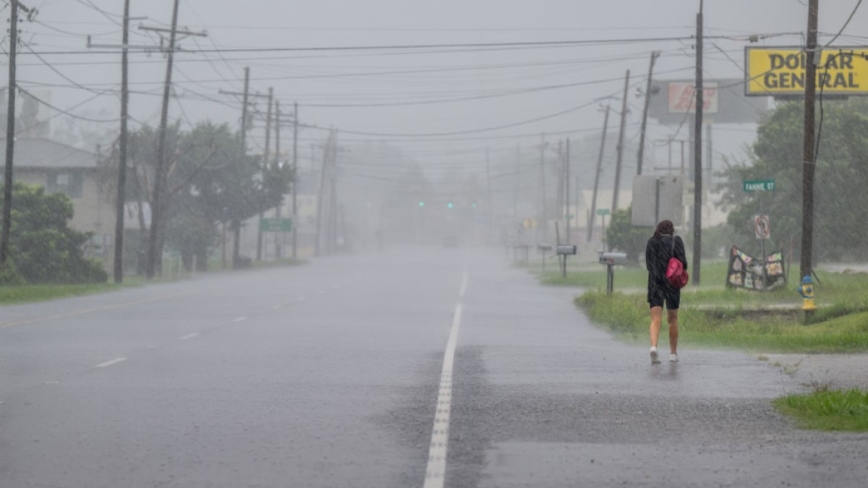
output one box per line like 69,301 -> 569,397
557,245 -> 577,255
598,252 -> 627,266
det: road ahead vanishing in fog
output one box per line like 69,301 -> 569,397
1,248 -> 866,488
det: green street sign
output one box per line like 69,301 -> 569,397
259,218 -> 292,233
596,208 -> 611,216
743,179 -> 776,192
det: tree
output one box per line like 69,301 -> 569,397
717,99 -> 868,261
0,183 -> 107,284
102,121 -> 293,272
606,206 -> 650,265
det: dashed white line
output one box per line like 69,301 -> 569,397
459,272 -> 468,298
232,316 -> 247,323
95,357 -> 128,368
180,333 -> 200,340
423,270 -> 467,488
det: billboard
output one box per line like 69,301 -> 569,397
745,47 -> 868,97
668,82 -> 719,114
648,79 -> 769,125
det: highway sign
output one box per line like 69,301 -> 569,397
744,179 -> 775,192
596,208 -> 611,216
754,215 -> 770,240
259,218 -> 292,233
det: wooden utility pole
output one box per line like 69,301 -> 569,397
274,100 -> 282,260
538,134 -> 546,239
637,51 -> 660,176
113,0 -> 131,283
486,147 -> 492,243
314,131 -> 333,256
693,1 -> 704,286
612,70 -> 630,213
587,106 -> 610,243
292,102 -> 299,261
801,0 -> 819,281
144,0 -> 206,278
565,138 -> 571,245
256,87 -> 274,261
1,0 -> 23,267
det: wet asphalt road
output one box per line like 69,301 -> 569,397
0,248 -> 866,488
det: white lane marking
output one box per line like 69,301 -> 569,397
317,289 -> 326,294
272,305 -> 283,310
297,296 -> 306,301
459,272 -> 468,298
232,316 -> 247,323
423,301 -> 464,488
95,357 -> 128,368
180,333 -> 200,340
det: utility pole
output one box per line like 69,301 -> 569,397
292,102 -> 299,261
565,138 -> 571,245
513,143 -> 520,224
538,134 -> 546,240
315,131 -> 333,256
801,0 -> 819,281
587,105 -> 610,243
693,1 -> 704,286
1,0 -> 24,267
256,87 -> 274,262
612,70 -> 630,213
486,147 -> 492,244
144,0 -> 206,278
112,0 -> 131,283
637,51 -> 660,176
274,100 -> 282,260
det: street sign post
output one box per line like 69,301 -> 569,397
259,218 -> 293,233
743,179 -> 776,192
596,208 -> 611,216
754,214 -> 770,240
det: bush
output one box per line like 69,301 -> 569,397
0,183 -> 108,284
0,263 -> 25,286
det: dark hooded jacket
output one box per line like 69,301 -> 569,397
645,234 -> 688,292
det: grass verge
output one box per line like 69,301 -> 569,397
576,290 -> 868,353
0,279 -> 143,306
773,389 -> 868,431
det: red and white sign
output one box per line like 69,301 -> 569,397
754,214 -> 770,240
668,82 -> 719,114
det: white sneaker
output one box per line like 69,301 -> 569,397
650,347 -> 660,364
669,354 -> 678,363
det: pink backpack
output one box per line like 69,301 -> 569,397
665,237 -> 689,289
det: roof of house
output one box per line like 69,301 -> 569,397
0,138 -> 100,170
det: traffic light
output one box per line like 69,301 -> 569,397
447,202 -> 454,209
418,201 -> 425,207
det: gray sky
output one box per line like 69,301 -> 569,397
12,0 -> 868,175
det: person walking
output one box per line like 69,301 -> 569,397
645,220 -> 687,364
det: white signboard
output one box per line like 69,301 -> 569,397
754,214 -> 770,240
668,82 -> 719,114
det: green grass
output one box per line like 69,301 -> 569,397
576,290 -> 868,353
0,280 -> 142,305
537,260 -> 733,289
0,257 -> 307,306
774,389 -> 868,431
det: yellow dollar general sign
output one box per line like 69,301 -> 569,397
745,47 -> 868,96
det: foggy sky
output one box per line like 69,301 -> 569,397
11,0 -> 867,176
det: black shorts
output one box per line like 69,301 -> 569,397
648,286 -> 680,310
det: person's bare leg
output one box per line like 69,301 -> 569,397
667,309 -> 679,355
649,306 -> 663,347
